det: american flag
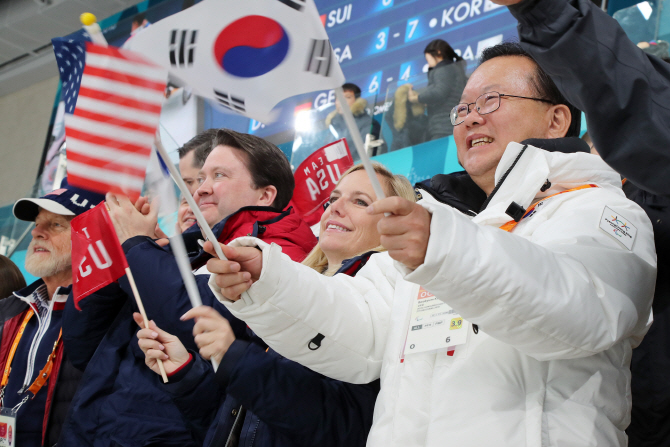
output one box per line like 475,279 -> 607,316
52,37 -> 167,201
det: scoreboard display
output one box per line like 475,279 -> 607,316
204,0 -> 519,143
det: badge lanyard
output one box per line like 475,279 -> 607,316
499,184 -> 598,232
0,309 -> 62,413
400,184 -> 599,361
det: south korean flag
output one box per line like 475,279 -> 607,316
125,0 -> 345,123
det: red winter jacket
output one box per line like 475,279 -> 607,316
191,205 -> 317,270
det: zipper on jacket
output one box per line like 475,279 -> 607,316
20,287 -> 55,393
472,324 -> 479,334
248,417 -> 261,447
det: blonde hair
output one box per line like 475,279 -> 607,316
302,162 -> 416,276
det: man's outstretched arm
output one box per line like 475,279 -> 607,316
500,0 -> 670,194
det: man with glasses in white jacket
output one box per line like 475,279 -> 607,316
201,43 -> 657,446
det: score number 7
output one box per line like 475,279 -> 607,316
406,18 -> 419,42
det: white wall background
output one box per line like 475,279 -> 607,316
0,76 -> 59,206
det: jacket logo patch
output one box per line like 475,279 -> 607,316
599,206 -> 637,250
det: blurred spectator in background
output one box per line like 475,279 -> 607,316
408,39 -> 467,141
175,130 -> 216,233
178,195 -> 196,233
130,13 -> 149,34
326,83 -> 382,161
178,129 -> 218,194
122,13 -> 151,50
0,255 -> 26,300
385,84 -> 428,151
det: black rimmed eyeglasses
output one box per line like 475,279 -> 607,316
450,91 -> 555,126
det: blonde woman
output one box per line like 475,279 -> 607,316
136,163 -> 414,447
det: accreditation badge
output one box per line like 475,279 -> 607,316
0,407 -> 16,447
400,285 -> 469,361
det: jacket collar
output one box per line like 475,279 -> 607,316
475,142 -> 623,227
189,206 -> 300,269
13,279 -> 71,306
417,171 -> 486,217
211,206 -> 292,241
337,251 -> 378,276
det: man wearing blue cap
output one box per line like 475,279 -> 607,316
0,179 -> 104,447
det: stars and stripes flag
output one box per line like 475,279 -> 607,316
52,37 -> 167,201
125,0 -> 344,123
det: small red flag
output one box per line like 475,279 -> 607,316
71,203 -> 129,310
291,139 -> 354,226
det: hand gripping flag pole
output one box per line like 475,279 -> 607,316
165,215 -> 219,371
72,203 -> 169,383
154,132 -> 227,261
334,87 -> 387,202
147,145 -> 221,371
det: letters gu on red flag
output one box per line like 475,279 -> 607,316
52,38 -> 167,201
71,203 -> 128,310
292,139 -> 353,226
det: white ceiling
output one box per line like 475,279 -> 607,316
0,0 -> 139,97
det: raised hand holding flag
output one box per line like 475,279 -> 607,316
71,202 -> 169,382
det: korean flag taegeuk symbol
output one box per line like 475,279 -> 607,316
213,16 -> 290,78
125,0 -> 345,124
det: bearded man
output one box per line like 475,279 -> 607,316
0,179 -> 103,447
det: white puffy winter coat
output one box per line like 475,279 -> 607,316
214,143 -> 657,447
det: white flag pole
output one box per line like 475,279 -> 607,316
169,225 -> 203,309
334,87 -> 386,201
168,222 -> 219,372
154,133 -> 227,260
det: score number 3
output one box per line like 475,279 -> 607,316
373,27 -> 389,52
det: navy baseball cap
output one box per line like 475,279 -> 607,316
13,178 -> 106,222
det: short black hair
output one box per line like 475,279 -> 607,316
178,129 -> 218,170
480,42 -> 581,138
342,83 -> 361,98
209,129 -> 294,210
132,13 -> 145,27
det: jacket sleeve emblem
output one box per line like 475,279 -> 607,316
599,206 -> 638,250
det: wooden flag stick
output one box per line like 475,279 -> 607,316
334,87 -> 386,201
125,267 -> 169,383
154,132 -> 227,261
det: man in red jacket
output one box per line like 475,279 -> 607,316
59,129 -> 317,447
